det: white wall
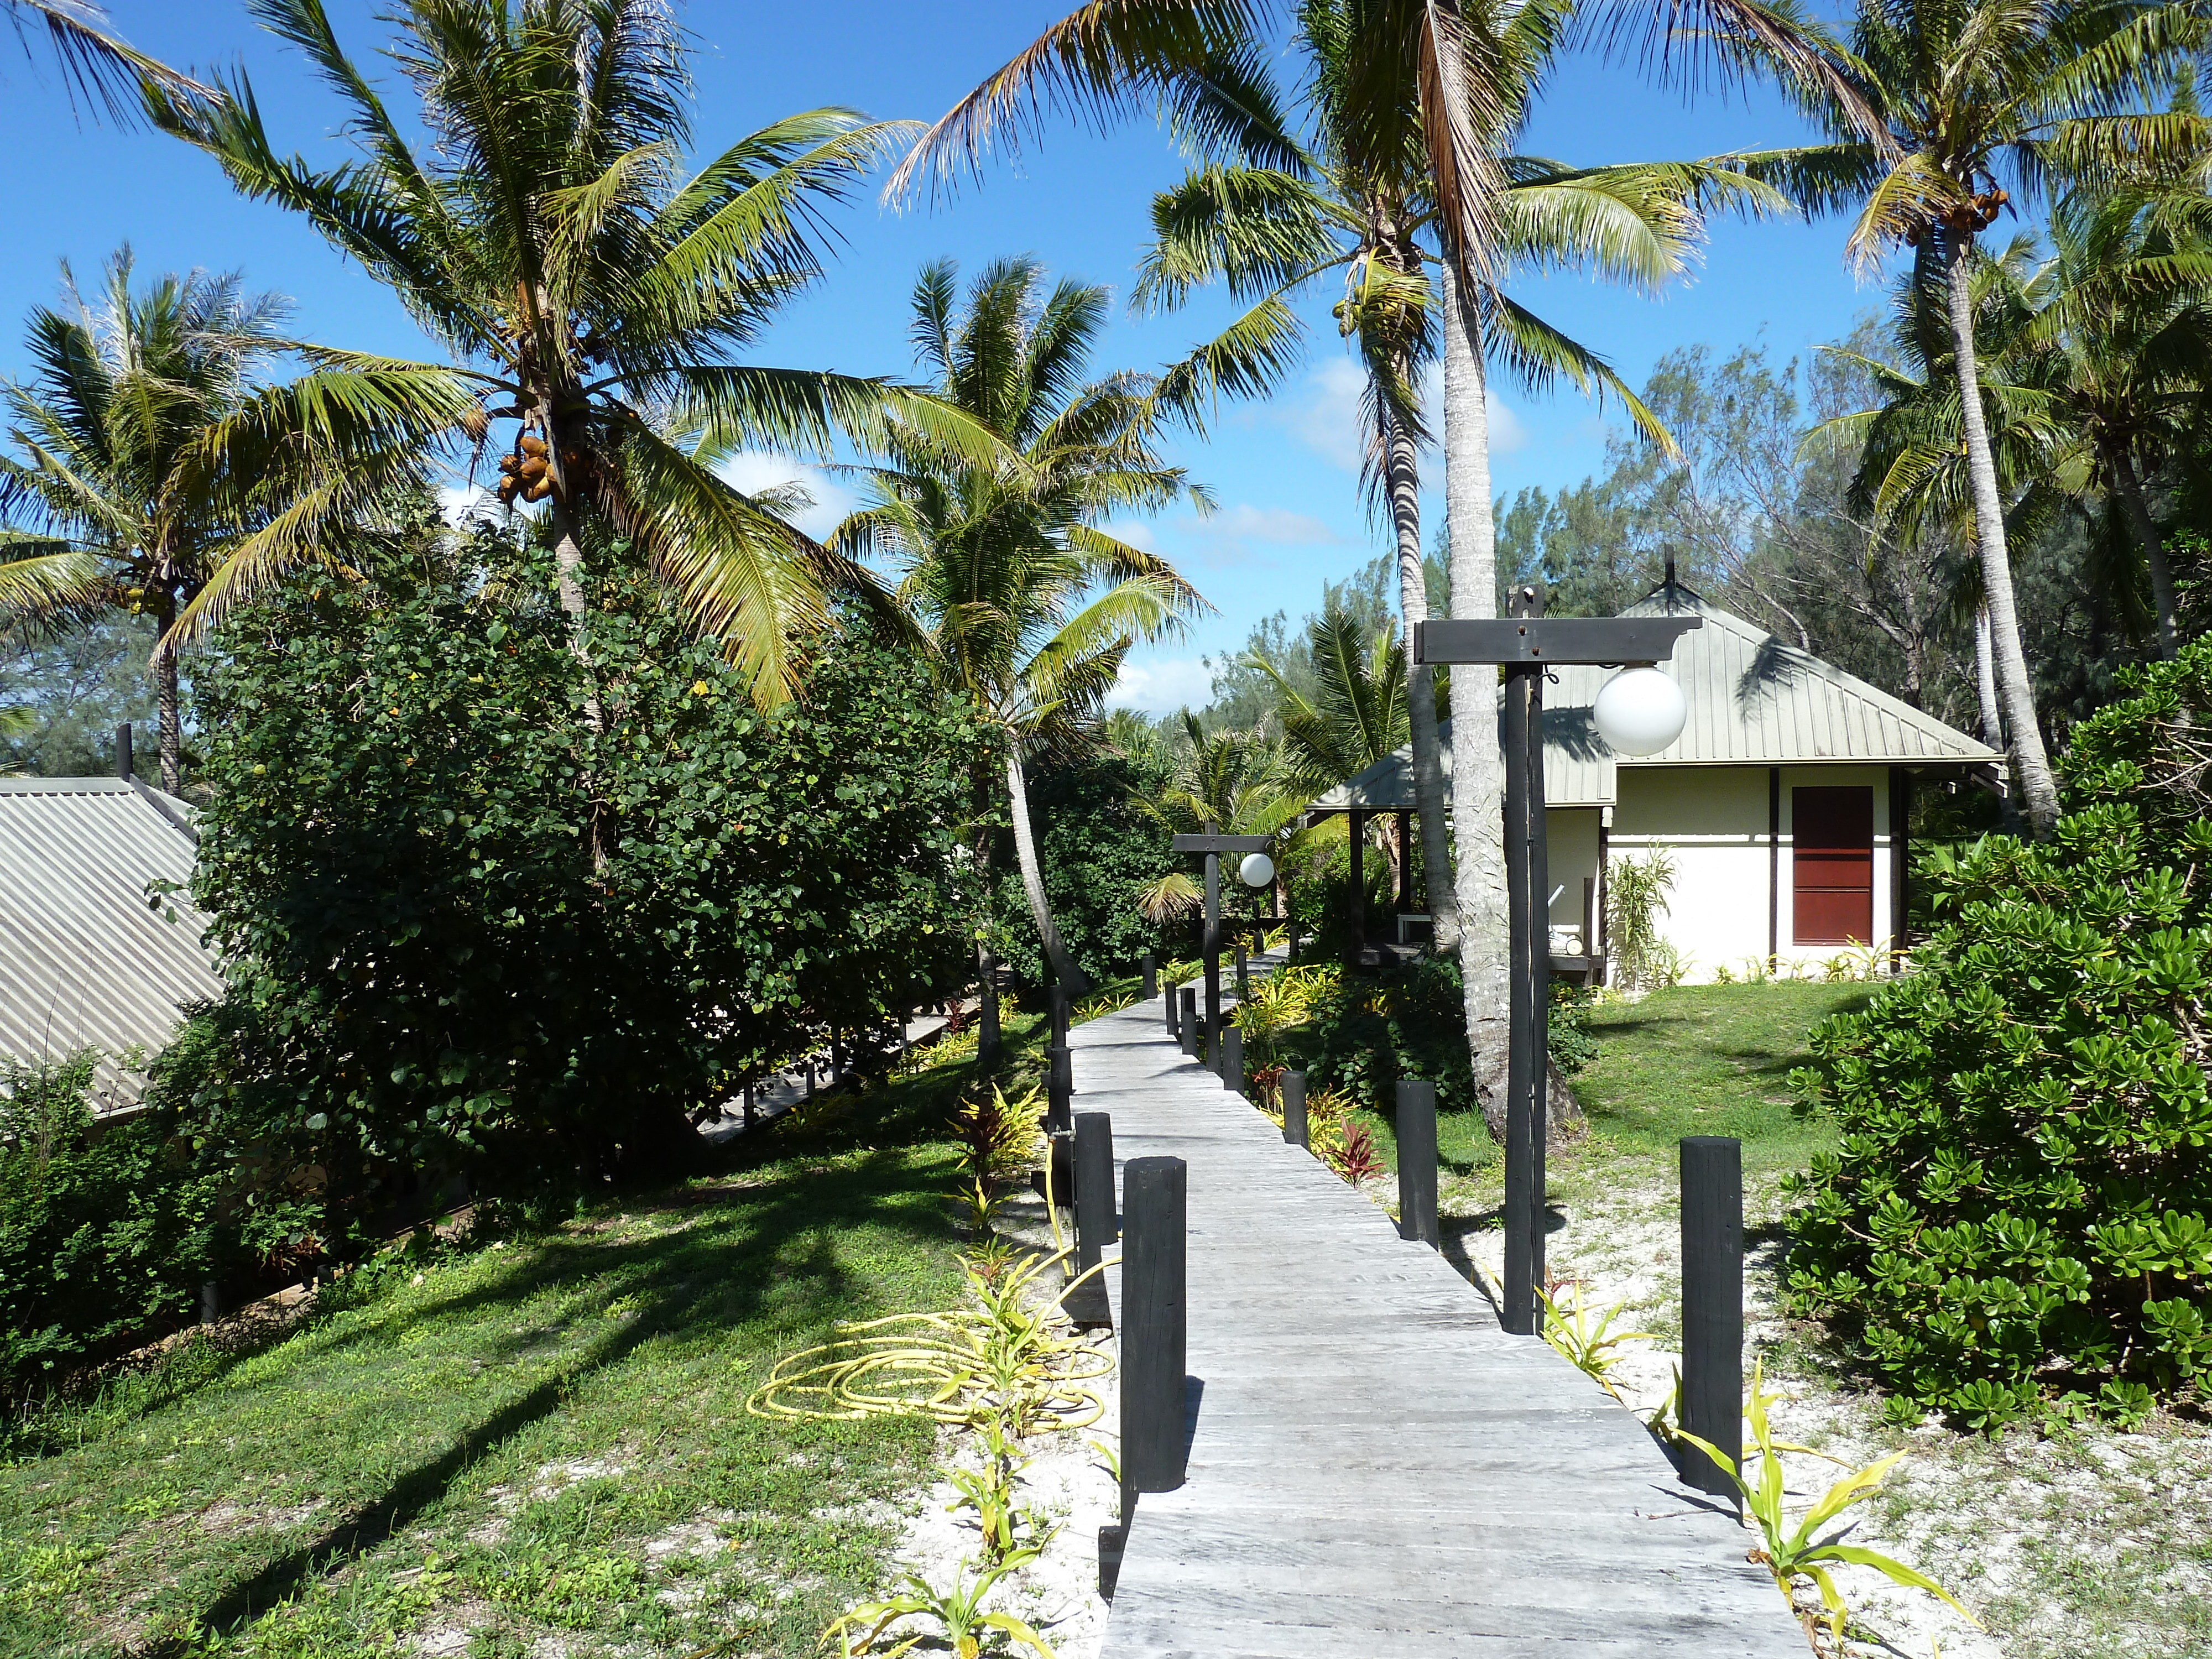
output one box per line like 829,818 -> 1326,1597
1594,764 -> 1896,983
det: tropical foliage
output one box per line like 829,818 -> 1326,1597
0,251 -> 343,790
159,526 -> 983,1228
1785,637 -> 2212,1428
148,0 -> 995,712
836,256 -> 1204,994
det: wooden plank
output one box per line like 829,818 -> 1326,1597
1071,965 -> 1802,1658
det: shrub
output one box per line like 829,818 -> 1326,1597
166,543 -> 984,1225
0,1055 -> 225,1395
1783,638 -> 2212,1427
1260,957 -> 1594,1120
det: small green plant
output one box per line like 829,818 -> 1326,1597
1605,850 -> 1677,991
946,1456 -> 1048,1566
950,1176 -> 1011,1240
821,1547 -> 1058,1658
1679,1365 -> 1979,1655
1536,1284 -> 1652,1403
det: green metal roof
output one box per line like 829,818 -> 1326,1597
1307,582 -> 2002,813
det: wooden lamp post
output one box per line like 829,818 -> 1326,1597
1412,587 -> 1699,1334
1170,830 -> 1272,1061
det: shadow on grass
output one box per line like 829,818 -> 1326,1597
137,1082 -> 973,1655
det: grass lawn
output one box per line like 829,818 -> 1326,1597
1350,979 -> 1870,1198
0,1019 -> 1049,1659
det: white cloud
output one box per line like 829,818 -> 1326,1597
1282,358 -> 1368,471
713,451 -> 861,542
436,482 -> 500,526
1283,358 -> 1524,468
1186,502 -> 1343,567
1098,518 -> 1158,552
1485,391 -> 1527,453
1108,656 -> 1215,714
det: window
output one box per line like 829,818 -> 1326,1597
1793,786 -> 1874,946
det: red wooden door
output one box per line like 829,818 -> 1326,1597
1793,786 -> 1874,946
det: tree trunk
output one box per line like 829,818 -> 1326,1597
535,385 -> 613,871
1385,399 -> 1459,950
1943,235 -> 2059,834
1973,603 -> 2002,749
975,938 -> 1001,1067
1005,744 -> 1088,995
2107,440 -> 2179,660
154,588 -> 182,794
1439,261 -> 1511,1103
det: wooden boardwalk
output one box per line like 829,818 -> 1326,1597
1074,982 -> 1801,1658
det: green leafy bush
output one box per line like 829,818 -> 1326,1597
1265,957 -> 1593,1119
987,745 -> 1183,993
0,1055 -> 225,1394
1785,639 -> 2212,1427
165,544 -> 984,1222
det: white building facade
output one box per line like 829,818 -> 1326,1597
1307,583 -> 2003,982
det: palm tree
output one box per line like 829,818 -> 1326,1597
148,0 -> 1000,721
5,0 -> 210,120
1253,600 -> 1418,893
1258,603 -> 1410,792
1813,238 -> 2068,768
833,257 -> 1206,997
1133,12 -> 1759,958
1745,0 -> 2208,830
890,0 -> 1870,1101
2022,186 -> 2212,659
0,252 -> 311,791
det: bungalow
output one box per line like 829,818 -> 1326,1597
0,729 -> 221,1113
1305,578 -> 2004,982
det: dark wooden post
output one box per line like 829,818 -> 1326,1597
1142,952 -> 1157,999
1234,937 -> 1248,1000
1502,585 -> 1551,1334
199,1279 -> 220,1325
1067,1112 -> 1116,1326
1286,917 -> 1301,965
1281,1070 -> 1308,1149
1121,1156 -> 1188,1512
1202,849 -> 1222,1060
1681,1136 -> 1744,1507
117,722 -> 134,780
1043,1045 -> 1075,1212
1220,1026 -> 1243,1095
1051,984 -> 1070,1047
1178,988 -> 1199,1057
1396,1080 -> 1439,1247
1165,975 -> 1180,1038
1047,1046 -> 1073,1131
978,944 -> 1001,1068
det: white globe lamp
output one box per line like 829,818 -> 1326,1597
1238,851 -> 1276,889
1592,666 -> 1688,757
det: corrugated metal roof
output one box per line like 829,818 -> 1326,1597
0,777 -> 222,1112
1308,583 -> 2001,813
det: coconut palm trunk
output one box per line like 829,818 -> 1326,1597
1439,263 -> 1512,1102
154,583 -> 183,794
1005,744 -> 1089,996
1385,401 -> 1458,950
1973,602 -> 2002,748
2104,441 -> 2179,660
1942,234 -> 2059,833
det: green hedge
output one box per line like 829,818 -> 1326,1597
0,1055 -> 222,1394
1785,639 -> 2212,1430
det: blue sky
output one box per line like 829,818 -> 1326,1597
1,1 -> 1885,711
